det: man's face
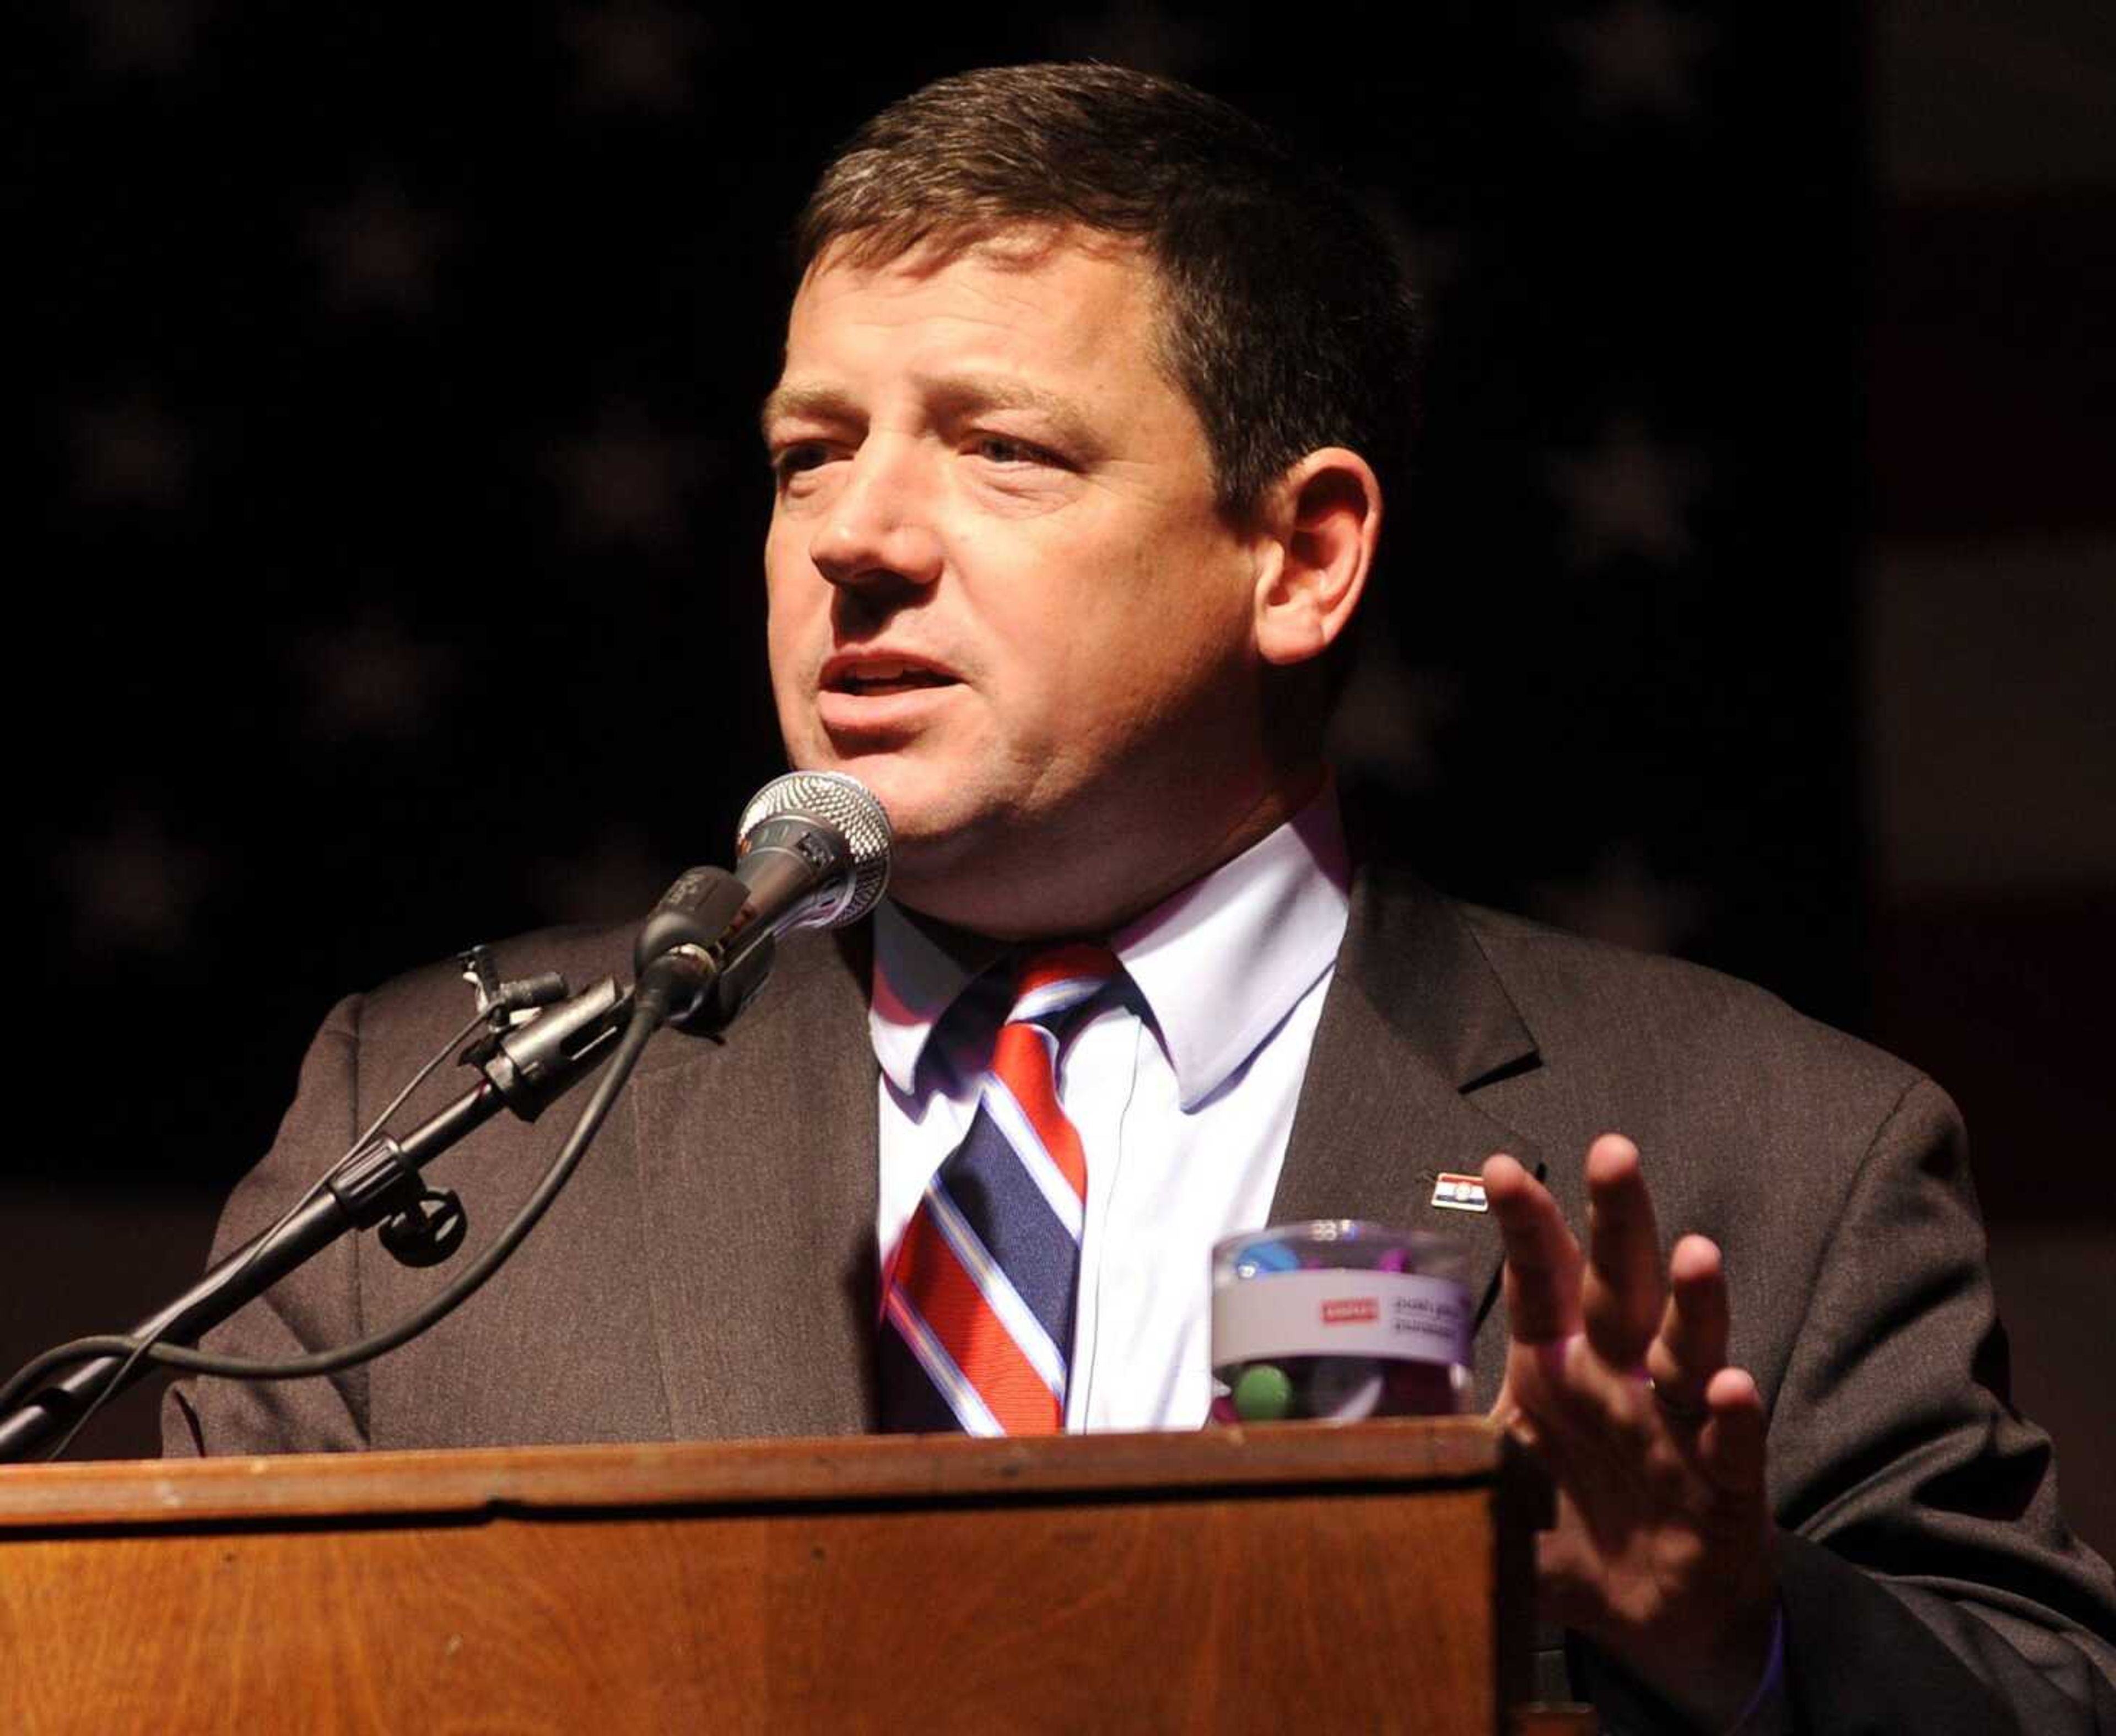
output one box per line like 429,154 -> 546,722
763,229 -> 1277,934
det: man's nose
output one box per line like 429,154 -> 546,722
809,440 -> 944,592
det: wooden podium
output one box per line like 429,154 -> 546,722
0,1419 -> 1552,1734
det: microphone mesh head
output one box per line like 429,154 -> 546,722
736,770 -> 893,928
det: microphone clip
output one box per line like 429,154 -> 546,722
327,1136 -> 469,1270
459,945 -> 573,1040
631,865 -> 770,1036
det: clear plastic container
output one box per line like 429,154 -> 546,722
1210,1220 -> 1472,1423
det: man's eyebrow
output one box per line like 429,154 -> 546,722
758,382 -> 858,443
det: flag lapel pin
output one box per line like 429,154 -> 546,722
1430,1172 -> 1488,1212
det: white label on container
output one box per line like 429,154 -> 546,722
1212,1269 -> 1471,1369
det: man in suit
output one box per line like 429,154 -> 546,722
170,64 -> 2114,1733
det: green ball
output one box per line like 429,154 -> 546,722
1233,1362 -> 1297,1422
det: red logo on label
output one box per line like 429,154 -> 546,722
1321,1297 -> 1380,1325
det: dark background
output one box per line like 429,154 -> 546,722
8,2 -> 2111,1550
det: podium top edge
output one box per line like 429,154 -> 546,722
0,1417 -> 1520,1530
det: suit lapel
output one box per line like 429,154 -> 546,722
628,929 -> 879,1440
1272,862 -> 1547,1400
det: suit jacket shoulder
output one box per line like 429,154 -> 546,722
166,921 -> 880,1455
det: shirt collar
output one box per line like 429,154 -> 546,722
868,783 -> 1351,1110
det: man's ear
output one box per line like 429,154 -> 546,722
1251,447 -> 1382,668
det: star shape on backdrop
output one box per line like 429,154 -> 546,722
528,827 -> 673,928
1548,411 -> 1707,570
61,812 -> 216,962
1326,635 -> 1464,795
75,0 -> 209,79
69,393 -> 195,509
545,401 -> 711,555
1357,188 -> 1465,339
1527,840 -> 1711,957
307,178 -> 456,317
1559,0 -> 1714,122
559,0 -> 711,116
1046,2 -> 1227,78
294,610 -> 457,744
1380,214 -> 1465,308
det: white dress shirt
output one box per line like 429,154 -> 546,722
868,788 -> 1352,1432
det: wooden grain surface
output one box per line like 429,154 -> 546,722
0,1415 -> 1513,1528
0,1422 -> 1539,1735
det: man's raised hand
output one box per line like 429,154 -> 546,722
1483,1136 -> 1778,1730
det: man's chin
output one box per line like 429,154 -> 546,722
794,752 -> 964,848
856,799 -> 1090,938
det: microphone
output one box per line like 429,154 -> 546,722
633,770 -> 893,1032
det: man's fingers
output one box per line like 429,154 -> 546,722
1644,1233 -> 1731,1412
1483,1152 -> 1584,1344
1581,1135 -> 1665,1370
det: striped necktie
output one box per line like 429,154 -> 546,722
878,942 -> 1119,1435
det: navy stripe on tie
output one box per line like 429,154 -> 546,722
936,1110 -> 1079,1357
876,1314 -> 963,1433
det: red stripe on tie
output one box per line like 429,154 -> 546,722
991,1023 -> 1089,1201
892,1203 -> 1060,1434
1013,942 -> 1113,1000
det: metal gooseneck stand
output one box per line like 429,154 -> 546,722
0,854 -> 772,1465
0,962 -> 633,1463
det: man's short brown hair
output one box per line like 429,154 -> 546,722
795,63 -> 1418,526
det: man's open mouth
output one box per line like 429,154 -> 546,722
828,661 -> 957,696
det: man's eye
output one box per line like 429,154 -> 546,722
970,434 -> 1052,467
770,442 -> 831,480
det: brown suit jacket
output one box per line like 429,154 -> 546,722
168,860 -> 2116,1732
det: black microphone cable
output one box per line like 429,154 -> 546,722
23,1006 -> 490,1460
2,999 -> 657,1450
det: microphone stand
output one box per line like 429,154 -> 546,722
0,976 -> 629,1463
